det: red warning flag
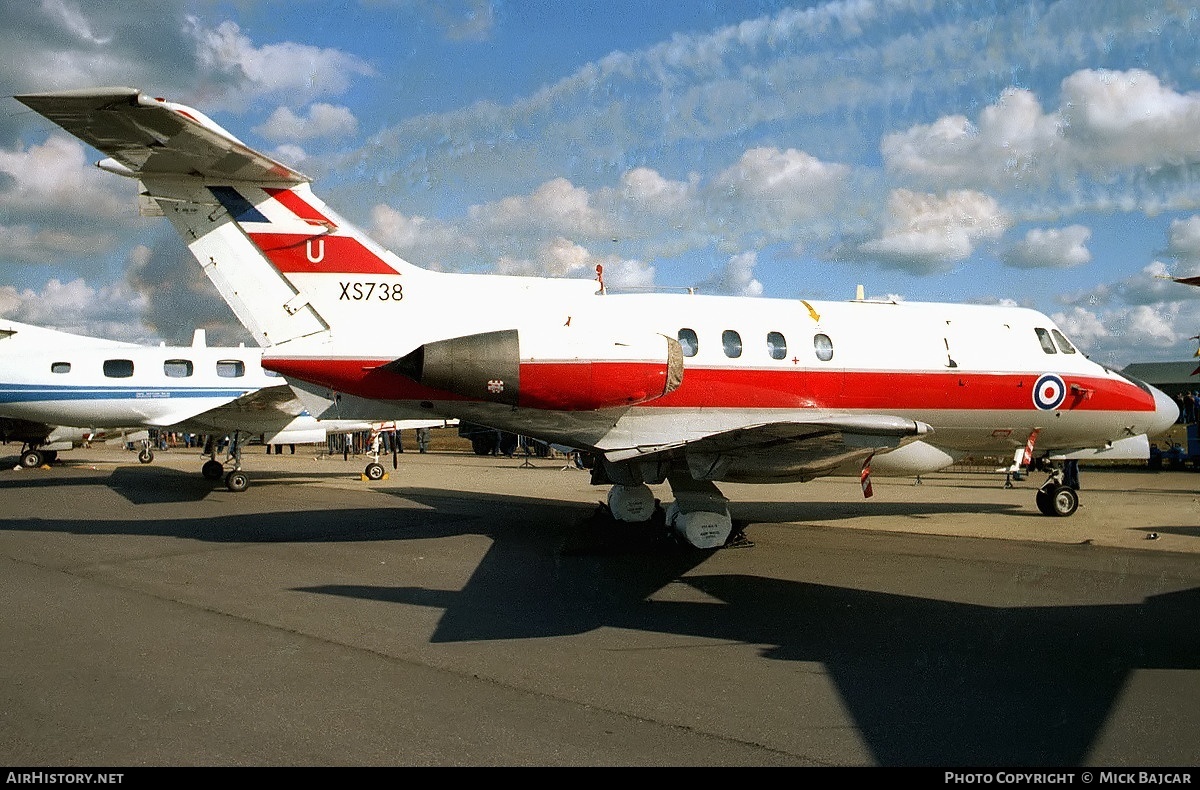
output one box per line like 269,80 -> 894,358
860,460 -> 874,498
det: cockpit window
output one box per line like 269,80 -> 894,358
677,328 -> 698,357
1035,328 -> 1057,354
1051,329 -> 1077,354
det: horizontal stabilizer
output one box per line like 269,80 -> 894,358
16,88 -> 308,184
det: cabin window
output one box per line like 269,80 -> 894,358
767,331 -> 787,360
103,359 -> 134,378
164,359 -> 193,378
1035,328 -> 1057,354
722,330 -> 742,358
678,328 -> 698,357
1051,329 -> 1077,354
216,359 -> 246,378
814,333 -> 834,362
51,362 -> 70,374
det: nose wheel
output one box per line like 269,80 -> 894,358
1033,457 -> 1080,517
1035,482 -> 1079,517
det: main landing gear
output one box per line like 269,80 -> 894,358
202,431 -> 250,492
606,474 -> 748,550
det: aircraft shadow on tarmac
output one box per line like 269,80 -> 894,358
292,540 -> 1200,765
290,490 -> 1197,767
0,456 -> 373,504
3,463 -> 1198,764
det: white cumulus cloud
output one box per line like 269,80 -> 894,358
1002,226 -> 1091,269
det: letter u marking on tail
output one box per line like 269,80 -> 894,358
306,238 -> 325,264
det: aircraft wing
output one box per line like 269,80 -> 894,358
1173,274 -> 1200,286
157,383 -> 305,434
16,88 -> 307,184
605,414 -> 932,482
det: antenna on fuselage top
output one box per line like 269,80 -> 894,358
596,264 -> 606,295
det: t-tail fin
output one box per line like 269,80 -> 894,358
16,88 -> 407,348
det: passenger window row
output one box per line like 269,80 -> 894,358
677,329 -> 835,361
50,359 -> 248,378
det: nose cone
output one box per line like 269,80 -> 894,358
1148,384 -> 1180,436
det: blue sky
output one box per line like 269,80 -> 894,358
3,0 -> 1200,369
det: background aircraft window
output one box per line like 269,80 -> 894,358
767,331 -> 787,360
1051,329 -> 1077,354
722,329 -> 742,358
164,359 -> 194,378
814,333 -> 834,361
1035,327 -> 1057,354
51,362 -> 70,374
103,359 -> 134,378
216,359 -> 246,378
678,328 -> 698,357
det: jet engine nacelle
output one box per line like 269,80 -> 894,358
389,328 -> 683,411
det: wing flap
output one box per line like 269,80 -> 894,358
605,414 -> 932,484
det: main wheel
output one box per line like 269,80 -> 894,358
202,460 -> 224,480
138,448 -> 154,464
224,470 -> 249,492
20,449 -> 44,469
364,462 -> 385,480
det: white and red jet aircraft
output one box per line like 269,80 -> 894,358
17,88 -> 1179,548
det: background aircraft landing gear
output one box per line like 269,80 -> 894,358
224,470 -> 249,492
137,446 -> 154,464
364,462 -> 385,480
19,448 -> 44,469
200,432 -> 250,491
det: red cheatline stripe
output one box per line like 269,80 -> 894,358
263,358 -> 1158,413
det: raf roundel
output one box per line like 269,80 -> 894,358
1032,373 -> 1066,411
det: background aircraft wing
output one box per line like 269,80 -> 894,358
16,88 -> 307,184
162,383 -> 305,435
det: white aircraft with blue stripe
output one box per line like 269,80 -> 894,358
0,319 -> 376,489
